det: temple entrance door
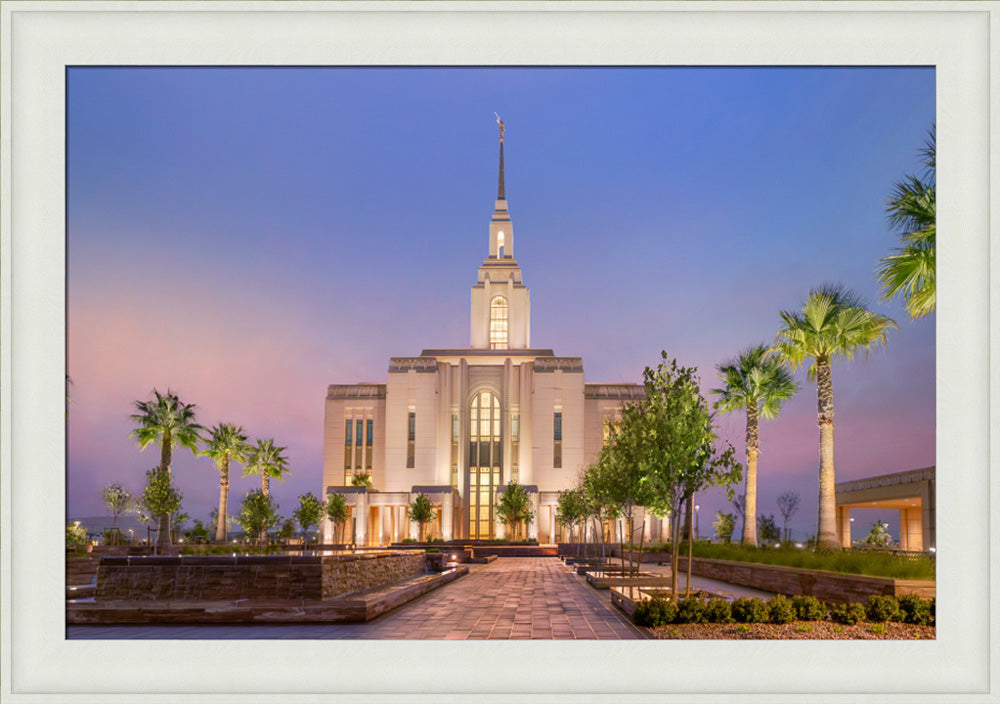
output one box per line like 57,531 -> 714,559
467,390 -> 501,539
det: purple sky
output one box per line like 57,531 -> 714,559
67,67 -> 935,542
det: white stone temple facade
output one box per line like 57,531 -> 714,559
319,122 -> 647,545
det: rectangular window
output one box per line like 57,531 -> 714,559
366,419 -> 374,446
344,418 -> 353,474
356,419 -> 364,446
553,412 -> 562,469
406,412 -> 415,468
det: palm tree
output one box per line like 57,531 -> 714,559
202,423 -> 250,543
771,284 -> 896,550
244,438 -> 289,497
130,389 -> 203,547
877,126 -> 935,318
713,344 -> 798,547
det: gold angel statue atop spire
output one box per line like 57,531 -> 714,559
494,111 -> 505,141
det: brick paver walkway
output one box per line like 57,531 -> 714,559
67,557 -> 646,640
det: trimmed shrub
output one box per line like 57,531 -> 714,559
767,595 -> 796,624
897,594 -> 933,626
633,597 -> 676,628
865,595 -> 902,623
731,597 -> 769,624
790,595 -> 827,621
829,602 -> 866,625
675,597 -> 708,624
704,598 -> 734,624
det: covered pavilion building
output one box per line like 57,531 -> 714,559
834,466 -> 935,551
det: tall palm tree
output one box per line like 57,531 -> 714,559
877,127 -> 935,318
713,344 -> 798,547
244,438 -> 289,497
771,284 -> 896,550
202,423 -> 250,543
129,389 -> 203,547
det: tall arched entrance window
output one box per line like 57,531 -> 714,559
468,390 -> 501,539
489,296 -> 508,350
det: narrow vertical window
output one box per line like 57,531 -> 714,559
344,418 -> 353,483
365,418 -> 373,469
489,296 -> 508,350
406,412 -> 415,468
553,412 -> 562,469
355,416 -> 363,470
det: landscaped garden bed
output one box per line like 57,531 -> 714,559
623,591 -> 935,640
611,545 -> 934,603
584,570 -> 664,589
646,621 -> 935,640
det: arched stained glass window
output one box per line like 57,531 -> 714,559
468,390 -> 502,539
489,296 -> 508,350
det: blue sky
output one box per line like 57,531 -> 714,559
67,66 -> 934,542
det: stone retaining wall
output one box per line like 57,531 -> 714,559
96,552 -> 425,602
321,552 -> 425,598
612,549 -> 934,603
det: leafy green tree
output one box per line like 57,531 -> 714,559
66,521 -> 89,552
244,438 -> 289,497
236,489 -> 281,550
293,491 -> 324,550
325,493 -> 350,544
581,459 -> 620,561
776,490 -> 800,542
633,352 -> 742,600
129,389 -> 203,548
865,520 -> 892,548
494,480 -> 535,542
555,487 -> 586,549
757,514 -> 780,544
100,481 -> 132,545
713,511 -> 736,543
202,423 -> 250,543
138,467 -> 183,555
171,510 -> 190,543
407,493 -> 436,542
350,472 -> 373,488
185,519 -> 209,544
877,126 -> 935,318
598,410 -> 656,574
772,284 -> 896,550
279,518 -> 295,543
713,344 -> 798,546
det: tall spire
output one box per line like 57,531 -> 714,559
495,112 -> 505,200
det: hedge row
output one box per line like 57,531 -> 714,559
632,593 -> 935,628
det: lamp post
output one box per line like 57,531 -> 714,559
694,503 -> 700,541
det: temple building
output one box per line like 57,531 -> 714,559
319,121 -> 647,545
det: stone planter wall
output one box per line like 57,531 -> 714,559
321,552 -> 425,598
96,552 -> 426,602
612,549 -> 934,604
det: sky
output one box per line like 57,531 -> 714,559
67,66 -> 935,542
